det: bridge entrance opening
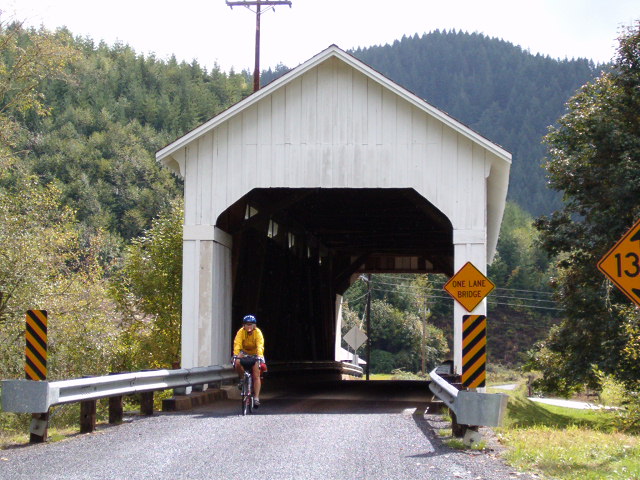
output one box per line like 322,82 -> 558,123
217,187 -> 453,363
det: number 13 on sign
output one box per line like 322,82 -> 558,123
598,218 -> 640,307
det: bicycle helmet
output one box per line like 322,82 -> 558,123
242,314 -> 257,324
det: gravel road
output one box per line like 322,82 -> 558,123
0,385 -> 539,480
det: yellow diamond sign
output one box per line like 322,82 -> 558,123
598,218 -> 640,307
444,262 -> 495,312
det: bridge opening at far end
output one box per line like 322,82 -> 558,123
339,272 -> 453,379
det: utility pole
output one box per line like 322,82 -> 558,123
418,276 -> 430,375
421,303 -> 425,375
226,0 -> 292,92
421,305 -> 430,375
365,273 -> 372,381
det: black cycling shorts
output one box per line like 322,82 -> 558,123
239,356 -> 258,370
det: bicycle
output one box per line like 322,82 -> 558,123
237,355 -> 259,415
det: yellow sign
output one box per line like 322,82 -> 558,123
443,262 -> 495,312
598,218 -> 640,307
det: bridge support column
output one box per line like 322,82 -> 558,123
181,225 -> 233,368
452,229 -> 487,376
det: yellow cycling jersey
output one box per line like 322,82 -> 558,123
233,327 -> 265,357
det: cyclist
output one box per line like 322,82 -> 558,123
232,314 -> 265,406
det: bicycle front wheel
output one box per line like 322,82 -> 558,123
241,375 -> 253,416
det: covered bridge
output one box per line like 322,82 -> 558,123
156,45 -> 511,373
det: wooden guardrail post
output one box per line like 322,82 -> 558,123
80,400 -> 97,433
107,372 -> 124,424
449,410 -> 467,438
29,411 -> 49,443
140,392 -> 154,415
109,396 -> 123,424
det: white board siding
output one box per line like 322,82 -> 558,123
257,97 -> 273,187
335,62 -> 353,147
187,65 -> 489,234
197,133 -> 214,226
301,71 -> 318,146
241,104 -> 258,198
212,125 -> 228,224
227,115 -> 243,207
455,136 -> 473,227
396,99 -> 412,187
184,144 -> 198,226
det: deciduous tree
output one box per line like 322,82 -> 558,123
0,18 -> 77,156
531,22 -> 640,394
111,200 -> 183,369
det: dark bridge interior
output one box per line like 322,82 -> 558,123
216,188 -> 453,362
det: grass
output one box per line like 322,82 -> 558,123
361,371 -> 426,381
496,387 -> 640,479
486,363 -> 525,385
444,437 -> 487,450
413,365 -> 639,477
0,392 -> 164,449
0,423 -> 79,448
501,427 -> 640,479
367,373 -> 394,380
0,431 -> 28,448
498,387 -> 616,431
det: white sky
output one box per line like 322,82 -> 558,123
2,0 -> 638,72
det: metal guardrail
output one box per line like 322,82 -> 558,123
336,362 -> 364,377
428,368 -> 459,410
1,360 -> 363,442
1,365 -> 237,414
269,361 -> 363,378
1,361 -> 363,414
429,367 -> 508,427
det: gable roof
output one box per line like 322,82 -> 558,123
156,44 -> 511,172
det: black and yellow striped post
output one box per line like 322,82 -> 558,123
25,310 -> 47,381
25,310 -> 49,443
462,314 -> 486,389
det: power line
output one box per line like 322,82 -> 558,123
369,280 -> 559,307
489,293 -> 558,304
345,285 -> 564,313
373,277 -> 555,298
486,300 -> 563,312
494,287 -> 554,297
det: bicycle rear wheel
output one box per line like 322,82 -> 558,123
242,395 -> 250,416
241,374 -> 253,416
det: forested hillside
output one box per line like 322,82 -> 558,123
19,30 -> 253,244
